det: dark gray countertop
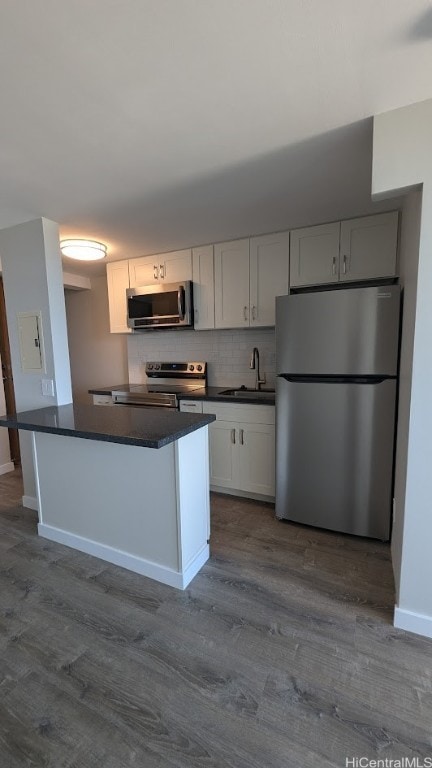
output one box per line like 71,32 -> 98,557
178,386 -> 275,405
88,384 -> 276,405
0,404 -> 215,449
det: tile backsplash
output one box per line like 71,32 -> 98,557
127,328 -> 276,388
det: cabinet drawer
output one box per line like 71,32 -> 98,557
179,400 -> 203,413
202,401 -> 275,425
93,394 -> 114,406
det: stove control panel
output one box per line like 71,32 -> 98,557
145,361 -> 207,379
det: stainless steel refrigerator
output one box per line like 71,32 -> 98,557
275,285 -> 400,540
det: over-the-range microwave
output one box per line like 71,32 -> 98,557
126,280 -> 193,330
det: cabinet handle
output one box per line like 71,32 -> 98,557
243,306 -> 248,322
252,305 -> 256,320
343,255 -> 347,274
160,264 -> 165,279
332,256 -> 337,275
239,428 -> 244,445
231,429 -> 236,444
153,265 -> 158,279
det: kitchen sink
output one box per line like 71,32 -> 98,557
218,388 -> 275,400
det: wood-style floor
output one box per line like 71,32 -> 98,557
1,470 -> 432,767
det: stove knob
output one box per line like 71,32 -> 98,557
148,364 -> 153,370
189,365 -> 195,371
197,364 -> 203,372
155,364 -> 160,370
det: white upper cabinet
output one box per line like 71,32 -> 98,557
129,256 -> 158,287
339,212 -> 398,282
192,244 -> 215,330
290,212 -> 398,288
249,232 -> 290,327
290,222 -> 340,288
106,260 -> 131,334
214,234 -> 290,329
129,249 -> 192,287
106,212 -> 398,334
214,239 -> 250,328
161,249 -> 192,282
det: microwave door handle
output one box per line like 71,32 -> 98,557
178,286 -> 185,320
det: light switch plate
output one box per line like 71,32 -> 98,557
41,378 -> 55,397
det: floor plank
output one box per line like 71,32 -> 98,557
1,470 -> 432,766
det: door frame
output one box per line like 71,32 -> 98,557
0,276 -> 20,464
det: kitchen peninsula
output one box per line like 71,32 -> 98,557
0,404 -> 215,589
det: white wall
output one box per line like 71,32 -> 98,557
65,275 -> 128,403
0,218 -> 72,503
391,189 -> 422,598
128,327 -> 275,389
373,99 -> 432,637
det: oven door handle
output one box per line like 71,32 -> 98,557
178,286 -> 185,320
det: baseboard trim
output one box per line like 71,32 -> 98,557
210,485 -> 275,503
0,461 -> 14,476
22,495 -> 39,511
38,523 -> 209,590
181,545 -> 210,588
394,606 -> 432,639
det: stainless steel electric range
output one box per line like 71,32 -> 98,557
112,361 -> 207,409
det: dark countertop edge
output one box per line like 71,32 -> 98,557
0,414 -> 216,450
88,385 -> 275,405
89,385 -> 130,396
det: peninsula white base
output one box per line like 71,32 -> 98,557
32,427 -> 210,590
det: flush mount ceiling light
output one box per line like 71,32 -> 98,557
60,239 -> 107,261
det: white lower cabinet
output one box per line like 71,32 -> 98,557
207,419 -> 239,489
92,394 -> 114,405
201,401 -> 275,499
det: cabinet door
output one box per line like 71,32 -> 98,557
192,245 -> 215,330
214,239 -> 250,328
129,256 -> 158,287
161,249 -> 192,282
208,420 -> 239,489
290,223 -> 340,288
340,212 -> 398,282
106,261 -> 131,334
249,232 -> 289,327
238,422 -> 275,497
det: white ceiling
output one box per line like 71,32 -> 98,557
1,0 -> 432,275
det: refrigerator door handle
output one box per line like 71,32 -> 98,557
278,374 -> 393,384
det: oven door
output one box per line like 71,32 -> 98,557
127,282 -> 192,330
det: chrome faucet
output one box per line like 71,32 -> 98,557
250,347 -> 266,391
